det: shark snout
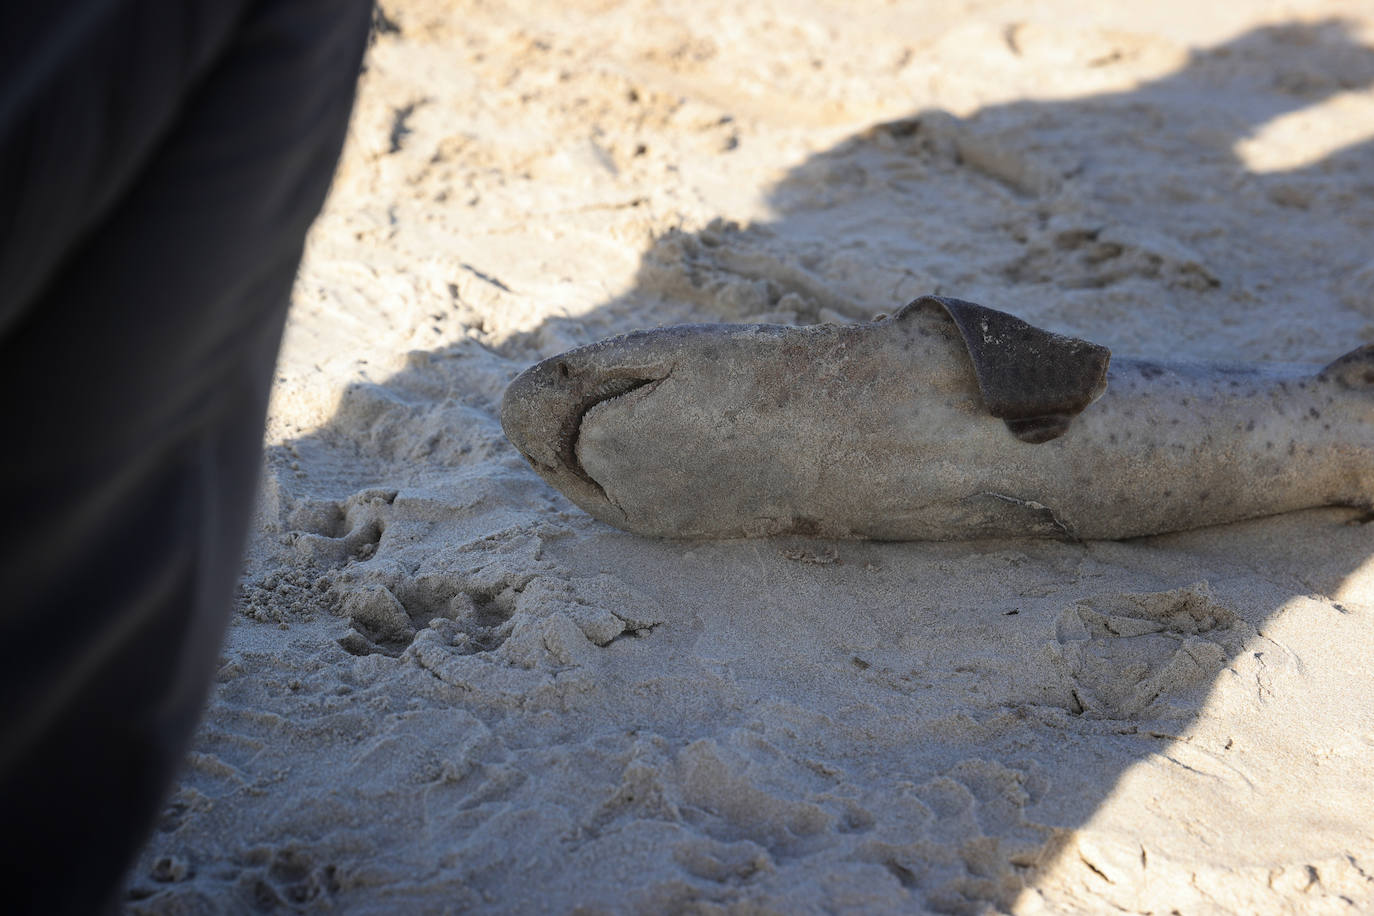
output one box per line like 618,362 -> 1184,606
500,335 -> 675,517
500,357 -> 579,471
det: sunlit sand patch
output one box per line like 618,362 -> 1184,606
1019,589 -> 1374,913
1235,90 -> 1374,172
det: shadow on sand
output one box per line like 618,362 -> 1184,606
151,18 -> 1374,913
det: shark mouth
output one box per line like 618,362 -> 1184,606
553,373 -> 664,492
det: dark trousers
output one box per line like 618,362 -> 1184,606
0,2 -> 373,911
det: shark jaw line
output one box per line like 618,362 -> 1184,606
554,373 -> 665,494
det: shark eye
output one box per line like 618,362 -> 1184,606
555,361 -> 571,379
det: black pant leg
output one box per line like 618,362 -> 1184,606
0,2 -> 374,912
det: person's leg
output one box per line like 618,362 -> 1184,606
0,2 -> 373,912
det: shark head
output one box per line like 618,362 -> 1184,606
500,327 -> 692,523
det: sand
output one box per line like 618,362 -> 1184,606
127,1 -> 1374,912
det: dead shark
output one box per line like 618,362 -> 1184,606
500,296 -> 1374,540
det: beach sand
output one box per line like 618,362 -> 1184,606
127,1 -> 1374,912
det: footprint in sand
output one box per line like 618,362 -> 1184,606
1046,582 -> 1256,720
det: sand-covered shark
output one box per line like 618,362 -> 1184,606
501,296 -> 1374,540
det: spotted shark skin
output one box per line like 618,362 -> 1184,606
501,296 -> 1374,540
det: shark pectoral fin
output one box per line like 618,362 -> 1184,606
900,295 -> 1111,443
1319,342 -> 1374,388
